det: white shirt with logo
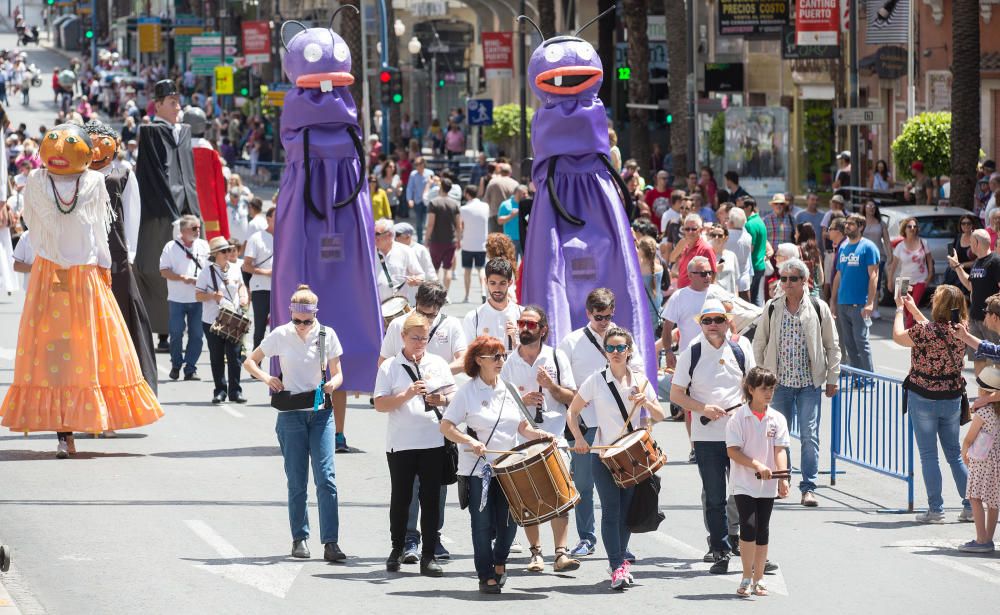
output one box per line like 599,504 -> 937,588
575,368 -> 656,448
672,336 -> 755,442
380,313 -> 467,364
374,352 -> 454,452
726,404 -> 791,498
500,345 -> 576,446
442,377 -> 525,476
159,238 -> 210,303
463,301 -> 523,348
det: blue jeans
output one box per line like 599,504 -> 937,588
468,476 -> 517,582
413,201 -> 427,243
592,455 -> 634,569
405,479 -> 447,543
570,427 -> 598,545
168,301 -> 203,374
694,441 -> 731,553
772,384 -> 823,493
908,392 -> 970,513
836,304 -> 873,372
275,410 -> 340,544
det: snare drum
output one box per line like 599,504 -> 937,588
210,307 -> 252,344
494,439 -> 579,527
380,296 -> 411,331
600,430 -> 666,488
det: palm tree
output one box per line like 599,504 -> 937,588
949,0 -> 980,210
663,0 -> 688,178
596,0 -> 615,110
339,0 -> 364,110
539,0 -> 556,37
623,0 -> 650,182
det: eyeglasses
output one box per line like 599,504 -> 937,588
682,227 -> 701,233
905,224 -> 917,230
700,316 -> 727,325
292,318 -> 315,326
591,312 -> 614,322
844,221 -> 859,227
604,343 -> 629,354
407,335 -> 430,343
779,276 -> 803,283
961,221 -> 973,226
415,308 -> 438,320
517,319 -> 540,330
690,270 -> 713,278
479,353 -> 507,362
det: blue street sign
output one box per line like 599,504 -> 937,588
467,99 -> 493,126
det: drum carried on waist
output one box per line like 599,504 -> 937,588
210,307 -> 251,344
600,429 -> 666,488
494,438 -> 579,527
380,296 -> 410,331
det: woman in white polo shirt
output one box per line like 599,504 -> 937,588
726,366 -> 790,597
441,335 -> 555,595
567,326 -> 665,591
195,236 -> 248,404
242,284 -> 347,564
374,312 -> 455,578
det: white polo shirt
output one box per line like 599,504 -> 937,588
463,301 -> 523,348
442,376 -> 525,476
377,243 -> 424,302
13,230 -> 33,285
380,313 -> 467,364
195,262 -> 244,325
258,322 -> 343,395
726,404 -> 790,498
159,238 -> 210,303
660,284 -> 728,351
575,368 -> 657,448
672,336 -> 755,442
500,345 -> 576,446
243,230 -> 273,292
374,352 -> 454,453
401,241 -> 437,304
558,323 -> 646,429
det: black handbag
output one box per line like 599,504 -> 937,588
627,474 -> 665,533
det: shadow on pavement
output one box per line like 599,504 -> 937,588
829,520 -> 917,530
151,446 -> 281,458
674,593 -> 747,601
385,588 -> 548,601
0,432 -> 148,441
181,555 -> 297,567
0,450 -> 144,461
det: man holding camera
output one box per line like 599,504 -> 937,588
947,229 -> 1000,376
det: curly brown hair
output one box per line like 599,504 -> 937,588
463,335 -> 507,379
486,232 -> 516,265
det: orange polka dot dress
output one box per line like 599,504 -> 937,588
0,170 -> 163,433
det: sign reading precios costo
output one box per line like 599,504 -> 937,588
718,0 -> 787,37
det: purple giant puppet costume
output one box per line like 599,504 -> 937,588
272,8 -> 383,389
519,10 -> 656,385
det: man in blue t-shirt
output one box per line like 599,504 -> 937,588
497,184 -> 526,257
832,213 -> 879,375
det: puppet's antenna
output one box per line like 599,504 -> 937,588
517,15 -> 544,40
330,3 -> 359,30
574,3 -> 616,37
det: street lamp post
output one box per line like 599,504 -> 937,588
408,36 -> 421,129
375,0 -> 390,149
519,0 -> 527,174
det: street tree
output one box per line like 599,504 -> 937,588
539,0 -> 555,37
664,0 -> 688,179
339,0 -> 363,109
949,0 -> 980,210
623,0 -> 650,183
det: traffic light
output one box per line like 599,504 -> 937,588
390,70 -> 403,104
46,0 -> 53,5
85,29 -> 94,39
379,68 -> 393,105
233,68 -> 249,97
665,113 -> 673,124
437,78 -> 445,89
247,72 -> 261,99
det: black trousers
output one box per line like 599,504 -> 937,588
734,494 -> 775,546
386,446 -> 446,558
202,323 -> 243,398
251,290 -> 271,350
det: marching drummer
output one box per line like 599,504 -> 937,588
499,305 -> 580,573
374,219 -> 424,303
378,281 -> 467,563
374,312 -> 455,577
441,335 -> 555,595
195,236 -> 249,404
567,326 -> 665,591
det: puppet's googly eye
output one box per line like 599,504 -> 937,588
575,43 -> 594,61
303,43 -> 323,63
333,43 -> 349,62
544,45 -> 564,63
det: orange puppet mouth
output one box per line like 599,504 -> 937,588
295,72 -> 355,91
534,66 -> 602,95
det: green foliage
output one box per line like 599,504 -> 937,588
708,113 -> 725,158
483,104 -> 534,143
803,101 -> 834,187
891,112 -> 951,180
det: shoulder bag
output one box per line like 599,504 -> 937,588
270,327 -> 333,411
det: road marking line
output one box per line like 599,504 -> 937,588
892,539 -> 1000,585
184,520 -> 302,598
219,404 -> 245,418
650,531 -> 790,595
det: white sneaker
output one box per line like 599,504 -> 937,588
915,511 -> 945,524
509,539 -> 523,554
958,508 -> 975,522
56,441 -> 69,459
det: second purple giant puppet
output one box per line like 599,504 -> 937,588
273,9 -> 382,393
519,12 -> 655,383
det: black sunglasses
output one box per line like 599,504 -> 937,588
292,318 -> 315,326
479,353 -> 507,362
375,230 -> 391,236
690,271 -> 713,278
591,313 -> 614,322
700,316 -> 727,325
416,308 -> 438,320
779,276 -> 803,283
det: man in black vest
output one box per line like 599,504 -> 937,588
134,79 -> 201,351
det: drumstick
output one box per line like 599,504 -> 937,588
463,448 -> 526,455
699,403 -> 743,426
755,469 -> 792,479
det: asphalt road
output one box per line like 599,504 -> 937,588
0,28 -> 997,615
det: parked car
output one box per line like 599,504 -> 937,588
836,186 -> 908,212
878,205 -> 971,305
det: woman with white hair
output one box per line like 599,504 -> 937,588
766,243 -> 801,299
721,204 -> 753,300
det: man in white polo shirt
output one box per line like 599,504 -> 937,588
159,214 -> 209,381
243,204 -> 274,350
671,299 -> 754,574
374,219 -> 425,303
463,257 -> 522,349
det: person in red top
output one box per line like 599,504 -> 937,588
644,170 -> 673,229
675,213 -> 718,288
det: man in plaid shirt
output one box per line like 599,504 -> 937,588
762,193 -> 797,249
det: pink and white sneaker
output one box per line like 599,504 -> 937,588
610,561 -> 633,590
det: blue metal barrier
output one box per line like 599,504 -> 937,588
830,365 -> 915,512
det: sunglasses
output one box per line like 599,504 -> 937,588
292,318 -> 315,326
905,224 -> 917,230
216,247 -> 234,254
708,233 -> 725,239
479,353 -> 507,362
682,227 -> 701,233
700,316 -> 727,325
690,271 -> 713,278
517,319 -> 540,330
779,276 -> 803,283
416,309 -> 438,320
604,343 -> 629,354
961,221 -> 973,226
188,226 -> 201,231
591,312 -> 614,322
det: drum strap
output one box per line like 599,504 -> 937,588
209,264 -> 236,306
175,240 -> 203,272
428,316 -> 446,342
583,327 -> 606,357
603,370 -> 634,434
378,252 -> 407,291
401,361 -> 441,420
